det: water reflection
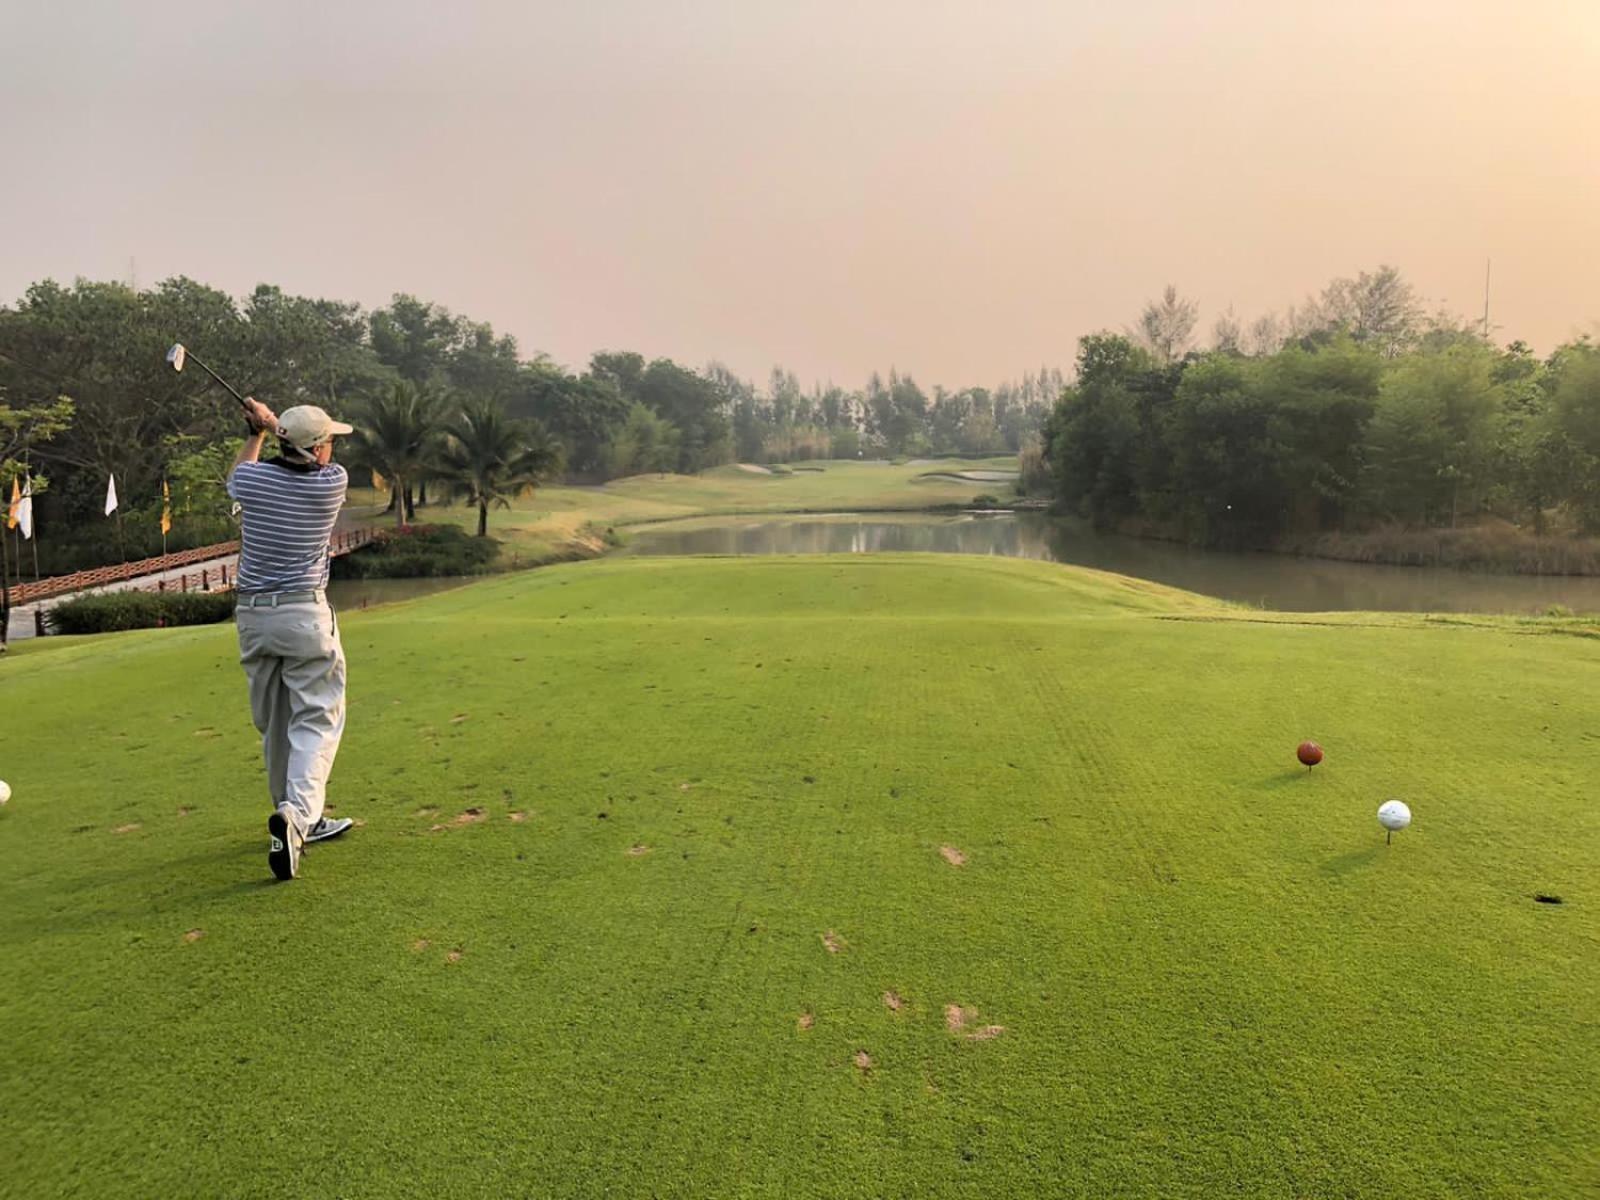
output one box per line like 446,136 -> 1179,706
623,513 -> 1600,615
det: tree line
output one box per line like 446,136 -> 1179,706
0,277 -> 1055,572
1044,268 -> 1600,546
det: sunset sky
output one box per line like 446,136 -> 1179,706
3,1 -> 1596,387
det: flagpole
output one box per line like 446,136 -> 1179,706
25,461 -> 39,583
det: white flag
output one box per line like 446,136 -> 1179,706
105,473 -> 119,516
17,478 -> 33,540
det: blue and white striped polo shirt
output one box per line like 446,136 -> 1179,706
226,460 -> 349,593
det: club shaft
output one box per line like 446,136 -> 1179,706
186,352 -> 250,409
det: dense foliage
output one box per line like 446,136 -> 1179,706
328,523 -> 502,579
46,589 -> 236,634
1044,288 -> 1600,546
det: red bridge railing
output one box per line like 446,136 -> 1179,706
6,527 -> 378,605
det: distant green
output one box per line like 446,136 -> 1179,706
3,555 -> 1595,1198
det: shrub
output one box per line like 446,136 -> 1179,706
970,493 -> 1003,508
330,523 -> 501,579
47,590 -> 237,635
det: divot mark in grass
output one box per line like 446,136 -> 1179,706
821,930 -> 845,954
883,990 -> 905,1012
446,948 -> 464,963
945,1004 -> 1005,1040
853,1051 -> 874,1073
797,1012 -> 814,1031
113,823 -> 141,835
450,713 -> 469,724
940,845 -> 967,867
411,939 -> 431,952
415,806 -> 439,818
626,844 -> 652,857
182,929 -> 205,943
507,811 -> 527,823
1534,893 -> 1565,905
177,807 -> 193,817
431,808 -> 487,832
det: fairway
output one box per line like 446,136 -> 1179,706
357,456 -> 1023,560
3,556 -> 1597,1198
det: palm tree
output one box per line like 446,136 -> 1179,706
435,395 -> 563,536
349,381 -> 445,529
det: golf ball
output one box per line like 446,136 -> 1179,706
0,780 -> 10,805
1377,799 -> 1411,832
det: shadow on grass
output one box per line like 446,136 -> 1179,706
1256,770 -> 1316,790
1321,846 -> 1382,877
0,845 -> 277,940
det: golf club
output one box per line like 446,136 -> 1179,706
166,343 -> 251,411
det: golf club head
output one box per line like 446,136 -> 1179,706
166,343 -> 187,372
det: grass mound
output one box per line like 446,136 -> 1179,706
3,555 -> 1595,1197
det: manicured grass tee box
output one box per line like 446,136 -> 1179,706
2,556 -> 1594,1198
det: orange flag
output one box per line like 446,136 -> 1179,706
5,476 -> 17,530
161,480 -> 172,536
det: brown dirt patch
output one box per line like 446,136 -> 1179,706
353,818 -> 368,828
192,728 -> 219,738
450,713 -> 469,724
113,823 -> 141,835
182,929 -> 205,943
945,1004 -> 1004,1040
821,930 -> 845,954
797,1012 -> 815,1031
626,844 -> 652,857
431,808 -> 487,832
882,990 -> 905,1012
940,845 -> 967,867
446,948 -> 464,963
853,1050 -> 874,1072
507,811 -> 527,823
410,938 -> 431,952
177,807 -> 193,817
415,806 -> 439,818
678,782 -> 694,791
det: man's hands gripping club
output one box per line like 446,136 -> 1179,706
234,398 -> 280,470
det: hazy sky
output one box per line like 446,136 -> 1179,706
2,1 -> 1597,387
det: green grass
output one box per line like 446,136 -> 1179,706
356,457 -> 1022,559
3,555 -> 1597,1198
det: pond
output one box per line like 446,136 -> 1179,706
325,576 -> 478,613
619,512 -> 1600,615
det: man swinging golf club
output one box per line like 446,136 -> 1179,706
229,397 -> 356,881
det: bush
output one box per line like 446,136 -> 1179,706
330,523 -> 501,579
970,493 -> 1004,508
47,590 -> 237,635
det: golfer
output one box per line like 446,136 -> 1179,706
229,398 -> 355,881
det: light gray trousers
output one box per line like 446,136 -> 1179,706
236,599 -> 346,834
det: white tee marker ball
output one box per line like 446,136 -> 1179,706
1378,799 -> 1411,844
0,780 -> 10,806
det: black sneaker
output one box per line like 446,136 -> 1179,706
267,807 -> 303,881
306,816 -> 354,844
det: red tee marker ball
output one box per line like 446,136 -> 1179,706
1297,741 -> 1324,768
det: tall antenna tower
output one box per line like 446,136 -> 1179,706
1481,258 -> 1491,341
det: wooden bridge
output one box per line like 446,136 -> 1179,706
3,526 -> 378,641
